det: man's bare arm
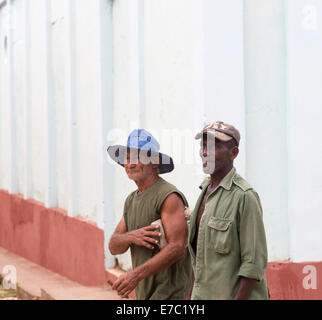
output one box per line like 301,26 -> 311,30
112,193 -> 187,297
108,217 -> 161,255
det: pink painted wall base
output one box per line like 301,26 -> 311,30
0,190 -> 106,286
1,190 -> 322,299
266,261 -> 322,300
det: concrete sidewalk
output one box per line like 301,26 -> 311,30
0,247 -> 122,300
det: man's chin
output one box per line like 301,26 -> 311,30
202,165 -> 216,175
126,173 -> 137,181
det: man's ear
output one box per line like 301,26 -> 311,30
230,147 -> 239,161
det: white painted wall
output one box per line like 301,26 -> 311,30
74,0 -> 99,221
1,0 -> 322,270
12,0 -> 24,195
0,3 -> 9,191
111,0 -> 207,270
51,0 -> 68,211
244,0 -> 289,261
203,0 -> 246,177
286,0 -> 322,262
0,0 -> 115,267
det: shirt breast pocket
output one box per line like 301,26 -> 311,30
207,217 -> 233,254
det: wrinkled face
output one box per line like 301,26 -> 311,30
124,149 -> 159,181
200,134 -> 238,174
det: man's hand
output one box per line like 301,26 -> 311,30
109,217 -> 161,255
128,225 -> 161,250
233,277 -> 257,300
112,270 -> 141,299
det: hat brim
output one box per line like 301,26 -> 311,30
107,145 -> 174,174
195,130 -> 233,142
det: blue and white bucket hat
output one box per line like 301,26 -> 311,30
107,129 -> 174,174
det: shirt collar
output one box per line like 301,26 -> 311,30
199,167 -> 236,191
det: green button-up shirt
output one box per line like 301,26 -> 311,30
188,168 -> 269,300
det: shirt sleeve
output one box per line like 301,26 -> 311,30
237,190 -> 268,281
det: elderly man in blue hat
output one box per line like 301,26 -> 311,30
107,129 -> 192,300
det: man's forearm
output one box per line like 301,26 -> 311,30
133,242 -> 185,281
109,233 -> 132,255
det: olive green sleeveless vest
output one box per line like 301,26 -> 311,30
124,177 -> 193,300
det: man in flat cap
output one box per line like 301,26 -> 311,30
188,121 -> 269,300
107,129 -> 192,300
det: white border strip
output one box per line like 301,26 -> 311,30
7,0 -> 18,194
44,0 -> 57,207
65,0 -> 78,217
93,0 -> 115,267
23,0 -> 32,199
